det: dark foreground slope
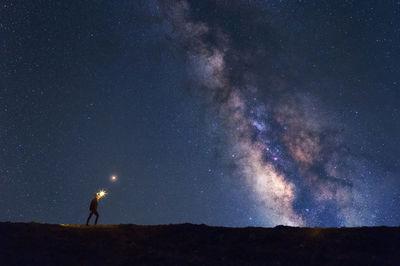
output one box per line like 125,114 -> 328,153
1,223 -> 399,265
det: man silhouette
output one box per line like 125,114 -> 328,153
86,193 -> 99,225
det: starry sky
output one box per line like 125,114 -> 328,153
1,0 -> 400,227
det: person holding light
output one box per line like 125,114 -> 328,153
86,193 -> 100,225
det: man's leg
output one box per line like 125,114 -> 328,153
86,212 -> 93,225
94,211 -> 99,225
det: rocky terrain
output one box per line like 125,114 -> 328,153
1,222 -> 399,265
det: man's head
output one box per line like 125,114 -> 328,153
94,193 -> 98,199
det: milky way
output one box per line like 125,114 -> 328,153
164,0 -> 397,226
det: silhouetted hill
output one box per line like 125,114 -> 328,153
1,222 -> 399,265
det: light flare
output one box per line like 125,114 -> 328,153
97,190 -> 107,199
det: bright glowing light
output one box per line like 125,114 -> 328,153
111,175 -> 117,182
97,190 -> 107,199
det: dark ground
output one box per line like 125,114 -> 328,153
0,222 -> 399,265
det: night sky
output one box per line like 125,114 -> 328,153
2,0 -> 400,227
